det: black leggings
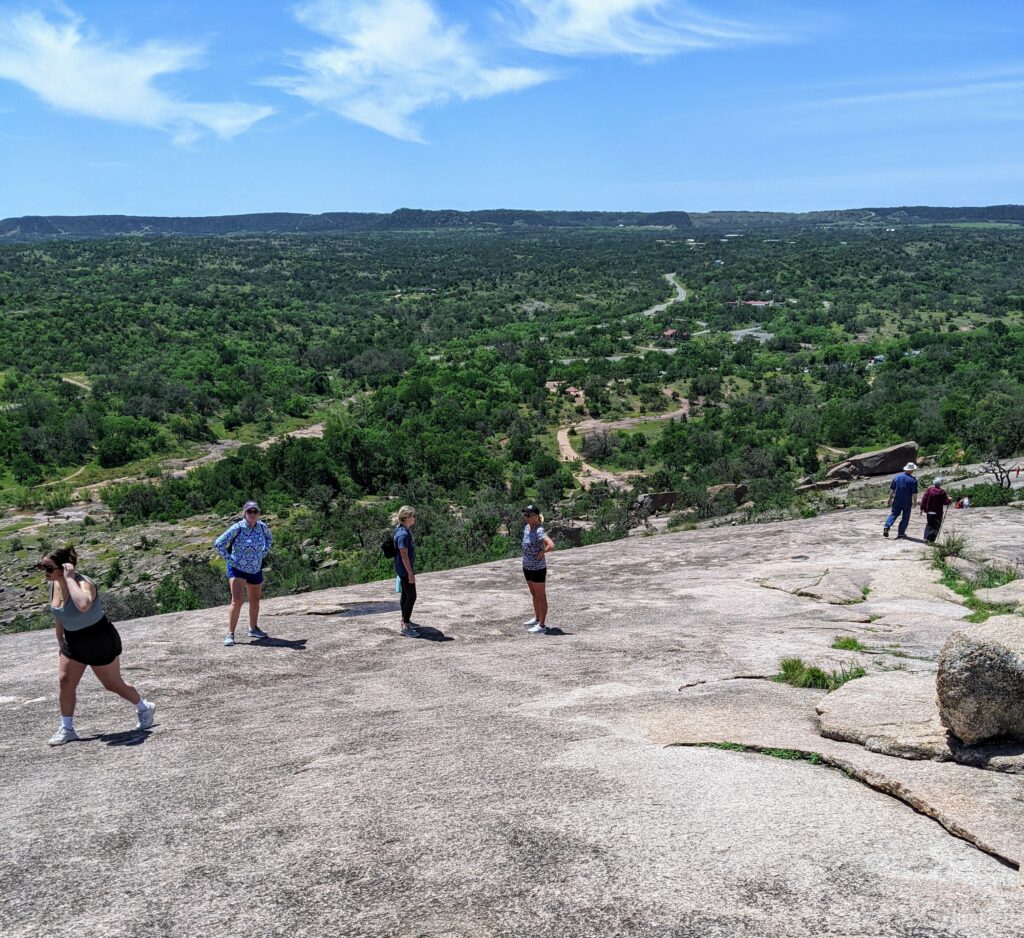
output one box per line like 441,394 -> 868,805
399,577 -> 417,623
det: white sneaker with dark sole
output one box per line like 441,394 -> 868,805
48,726 -> 80,746
137,702 -> 156,731
224,634 -> 235,646
524,617 -> 539,627
527,623 -> 550,634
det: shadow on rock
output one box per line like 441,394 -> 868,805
249,637 -> 308,651
99,729 -> 153,747
542,627 -> 569,637
408,625 -> 453,643
948,733 -> 1024,771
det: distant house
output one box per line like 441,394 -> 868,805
564,386 -> 582,398
661,327 -> 679,339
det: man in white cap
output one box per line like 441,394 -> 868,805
884,462 -> 919,539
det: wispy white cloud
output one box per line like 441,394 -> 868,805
807,78 -> 1024,110
0,9 -> 273,144
508,0 -> 780,57
271,0 -> 550,143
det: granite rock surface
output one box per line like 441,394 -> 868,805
3,508 -> 1024,937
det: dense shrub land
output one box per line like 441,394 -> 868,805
1,225 -> 1022,613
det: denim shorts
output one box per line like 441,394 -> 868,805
227,565 -> 264,585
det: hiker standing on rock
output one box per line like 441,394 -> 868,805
215,501 -> 272,646
920,477 -> 952,543
393,505 -> 420,638
884,463 -> 919,540
41,545 -> 155,746
522,504 -> 555,635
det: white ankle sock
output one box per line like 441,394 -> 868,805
60,716 -> 74,730
135,698 -> 151,712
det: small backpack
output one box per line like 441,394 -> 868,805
381,532 -> 397,559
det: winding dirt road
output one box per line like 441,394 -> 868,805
557,400 -> 690,490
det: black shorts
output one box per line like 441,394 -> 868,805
523,567 -> 547,584
60,616 -> 123,667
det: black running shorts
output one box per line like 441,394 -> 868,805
60,616 -> 123,667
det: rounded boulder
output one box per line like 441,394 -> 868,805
937,615 -> 1024,745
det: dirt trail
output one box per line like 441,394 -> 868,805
62,423 -> 328,498
557,402 -> 690,490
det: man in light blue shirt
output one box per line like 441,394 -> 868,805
884,463 -> 919,539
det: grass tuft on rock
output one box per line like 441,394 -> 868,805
831,636 -> 866,652
934,557 -> 1019,623
774,656 -> 866,691
698,741 -> 824,765
934,531 -> 968,561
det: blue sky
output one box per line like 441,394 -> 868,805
1,1 -> 1022,216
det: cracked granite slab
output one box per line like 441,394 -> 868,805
2,508 -> 1024,936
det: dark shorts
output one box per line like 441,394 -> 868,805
60,616 -> 123,667
227,566 -> 264,585
523,567 -> 547,584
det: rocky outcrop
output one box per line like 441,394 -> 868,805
632,491 -> 678,514
5,508 -> 1024,935
937,616 -> 1024,744
706,482 -> 748,504
817,671 -> 1024,773
795,478 -> 847,493
946,556 -> 986,580
973,579 -> 1024,610
826,441 -> 918,479
760,569 -> 870,604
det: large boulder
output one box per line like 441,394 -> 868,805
826,441 -> 918,479
632,491 -> 678,514
937,615 -> 1024,744
706,483 -> 748,504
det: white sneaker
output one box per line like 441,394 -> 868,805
524,617 -> 540,627
137,702 -> 156,731
527,623 -> 550,634
48,726 -> 80,746
224,634 -> 235,646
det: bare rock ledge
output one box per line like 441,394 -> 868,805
3,508 -> 1024,936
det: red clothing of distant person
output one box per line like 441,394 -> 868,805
920,485 -> 952,521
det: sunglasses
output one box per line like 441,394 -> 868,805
245,509 -> 261,515
39,563 -> 57,573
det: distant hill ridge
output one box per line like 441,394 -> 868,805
0,208 -> 695,241
1,204 -> 1021,241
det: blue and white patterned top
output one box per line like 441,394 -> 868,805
522,525 -> 548,571
215,520 -> 272,575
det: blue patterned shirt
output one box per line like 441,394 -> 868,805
215,520 -> 272,574
522,525 -> 548,570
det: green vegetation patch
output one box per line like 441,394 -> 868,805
831,636 -> 866,652
774,656 -> 866,691
934,553 -> 1019,623
696,741 -> 824,765
1,612 -> 52,635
